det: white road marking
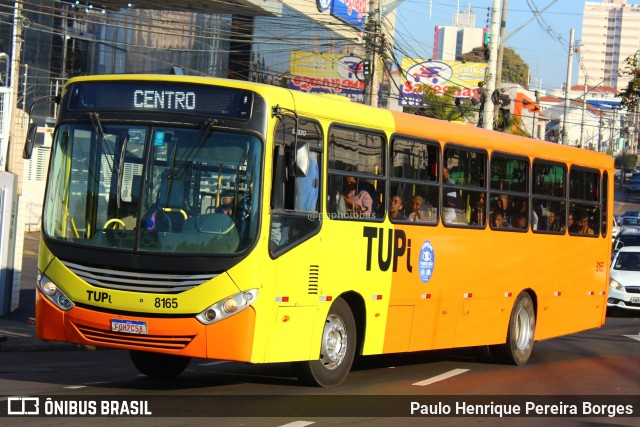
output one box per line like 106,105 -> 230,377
276,422 -> 315,427
412,368 -> 470,386
198,361 -> 231,366
64,385 -> 87,389
623,332 -> 640,342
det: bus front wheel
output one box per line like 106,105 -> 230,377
294,297 -> 356,387
129,350 -> 191,378
494,291 -> 536,365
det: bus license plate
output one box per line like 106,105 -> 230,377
631,297 -> 640,304
111,319 -> 147,335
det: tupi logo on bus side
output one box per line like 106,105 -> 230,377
363,227 -> 413,273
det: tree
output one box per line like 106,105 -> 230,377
501,48 -> 529,89
615,153 -> 637,171
459,47 -> 529,89
618,52 -> 640,110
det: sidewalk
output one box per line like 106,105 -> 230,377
0,232 -> 92,352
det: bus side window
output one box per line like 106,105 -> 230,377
327,126 -> 385,221
568,167 -> 600,236
443,145 -> 487,227
270,117 -> 323,256
390,137 -> 439,224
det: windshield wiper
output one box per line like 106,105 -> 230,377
175,119 -> 217,176
88,112 -> 114,173
115,136 -> 129,209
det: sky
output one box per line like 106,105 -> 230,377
393,0 -> 605,93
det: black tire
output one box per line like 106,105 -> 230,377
129,350 -> 191,378
493,291 -> 536,365
294,298 -> 356,387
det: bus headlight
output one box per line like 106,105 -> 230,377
37,273 -> 75,311
609,279 -> 623,291
196,289 -> 258,325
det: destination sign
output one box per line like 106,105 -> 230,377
67,81 -> 253,120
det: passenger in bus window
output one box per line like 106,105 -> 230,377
513,214 -> 528,230
473,192 -> 486,225
389,195 -> 405,220
548,210 -> 562,232
216,195 -> 234,216
443,168 -> 459,223
493,194 -> 511,227
497,194 -> 509,216
491,211 -> 508,228
575,211 -> 594,234
567,213 -> 577,233
408,195 -> 429,221
343,176 -> 373,217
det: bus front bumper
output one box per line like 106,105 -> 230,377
35,289 -> 256,361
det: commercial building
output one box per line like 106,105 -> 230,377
433,8 -> 484,61
580,0 -> 640,91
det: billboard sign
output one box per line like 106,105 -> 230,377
290,51 -> 367,103
400,59 -> 487,106
331,0 -> 367,30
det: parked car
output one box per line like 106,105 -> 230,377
625,178 -> 640,192
609,246 -> 640,312
619,216 -> 640,230
617,210 -> 640,222
611,228 -> 640,259
612,216 -> 620,242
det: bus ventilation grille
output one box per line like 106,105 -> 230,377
75,324 -> 194,350
62,261 -> 217,294
308,265 -> 319,295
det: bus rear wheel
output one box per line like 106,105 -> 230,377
129,350 -> 191,378
493,291 -> 536,365
294,297 -> 356,387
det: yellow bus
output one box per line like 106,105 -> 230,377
26,75 -> 612,387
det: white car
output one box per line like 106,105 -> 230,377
612,216 -> 620,242
609,246 -> 640,312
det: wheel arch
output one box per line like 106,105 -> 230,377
521,287 -> 538,322
338,291 -> 366,356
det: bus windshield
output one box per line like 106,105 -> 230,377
43,122 -> 262,255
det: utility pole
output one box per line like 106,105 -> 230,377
482,0 -> 501,130
579,76 -> 587,148
492,0 -> 508,122
363,0 -> 381,106
561,28 -> 574,145
597,115 -> 603,152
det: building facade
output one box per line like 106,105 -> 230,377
580,0 -> 640,91
433,9 -> 484,61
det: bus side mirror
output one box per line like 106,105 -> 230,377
23,123 -> 38,160
292,140 -> 309,177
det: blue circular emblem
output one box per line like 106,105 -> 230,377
419,241 -> 435,283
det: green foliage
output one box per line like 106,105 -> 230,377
496,109 -> 529,137
618,52 -> 640,111
501,48 -> 529,89
615,153 -> 638,170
